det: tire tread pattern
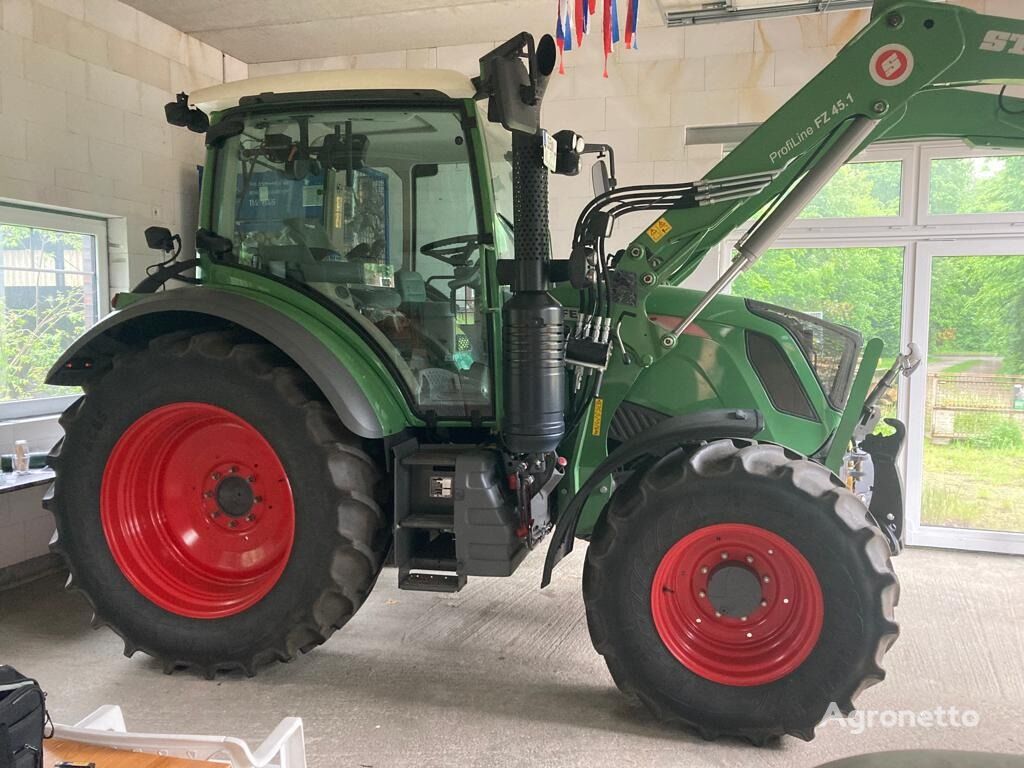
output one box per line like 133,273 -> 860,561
46,330 -> 387,678
582,440 -> 899,744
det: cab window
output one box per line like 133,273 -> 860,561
211,107 -> 491,419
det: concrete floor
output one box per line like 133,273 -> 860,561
1,546 -> 1023,768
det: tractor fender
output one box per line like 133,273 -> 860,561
47,288 -> 389,439
541,408 -> 765,587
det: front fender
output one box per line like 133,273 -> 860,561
542,408 -> 764,587
48,288 -> 410,439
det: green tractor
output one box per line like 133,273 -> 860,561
44,0 -> 1024,742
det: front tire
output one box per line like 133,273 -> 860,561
583,440 -> 899,743
46,330 -> 390,676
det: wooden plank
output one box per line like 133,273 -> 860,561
45,738 -> 214,768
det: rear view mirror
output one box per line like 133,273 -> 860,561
145,226 -> 179,254
164,93 -> 209,134
592,159 -> 611,197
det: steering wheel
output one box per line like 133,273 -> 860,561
419,234 -> 480,267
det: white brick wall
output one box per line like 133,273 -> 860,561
0,0 -> 248,570
246,0 -> 1018,256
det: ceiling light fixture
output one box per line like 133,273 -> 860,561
658,0 -> 874,26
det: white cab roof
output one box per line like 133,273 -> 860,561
191,69 -> 477,113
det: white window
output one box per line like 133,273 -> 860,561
0,204 -> 109,420
723,140 -> 1024,556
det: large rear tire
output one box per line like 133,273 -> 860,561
46,330 -> 390,676
583,440 -> 899,743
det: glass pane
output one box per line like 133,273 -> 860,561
0,224 -> 99,404
798,161 -> 902,219
733,246 -> 905,426
929,155 -> 1024,215
211,108 -> 492,419
922,253 -> 1024,534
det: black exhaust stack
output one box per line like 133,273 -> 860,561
474,34 -> 563,455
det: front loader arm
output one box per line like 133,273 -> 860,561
618,0 -> 1024,296
554,0 -> 1024,556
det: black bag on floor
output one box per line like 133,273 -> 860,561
0,667 -> 48,768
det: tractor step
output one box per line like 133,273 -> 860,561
392,441 -> 536,594
399,571 -> 466,593
400,512 -> 455,531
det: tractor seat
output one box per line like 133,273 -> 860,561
395,270 -> 456,359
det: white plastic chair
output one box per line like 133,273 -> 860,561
53,705 -> 306,768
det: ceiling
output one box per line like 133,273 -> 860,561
123,0 -> 562,63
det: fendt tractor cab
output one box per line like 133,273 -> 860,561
44,0 -> 1024,743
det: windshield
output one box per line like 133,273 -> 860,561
210,106 -> 493,419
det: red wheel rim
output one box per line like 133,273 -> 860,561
650,523 -> 823,686
101,403 -> 295,619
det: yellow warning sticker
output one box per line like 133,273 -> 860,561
591,398 -> 604,436
647,217 -> 672,243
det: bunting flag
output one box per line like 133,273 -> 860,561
564,1 -> 573,52
555,0 -> 567,73
555,0 -> 635,73
625,0 -> 639,49
602,0 -> 612,78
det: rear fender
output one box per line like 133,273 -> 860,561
47,288 -> 409,439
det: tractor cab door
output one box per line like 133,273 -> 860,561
208,105 -> 495,422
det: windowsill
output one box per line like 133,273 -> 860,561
0,413 -> 62,429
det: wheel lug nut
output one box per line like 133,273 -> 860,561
763,575 -> 771,583
745,632 -> 753,638
229,520 -> 238,528
203,491 -> 213,499
700,566 -> 708,574
211,472 -> 221,480
698,591 -> 706,598
246,514 -> 256,522
254,496 -> 263,504
768,549 -> 774,555
230,466 -> 238,473
740,616 -> 748,622
746,555 -> 754,564
714,611 -> 722,618
247,476 -> 256,483
695,617 -> 702,624
783,598 -> 790,604
760,599 -> 768,607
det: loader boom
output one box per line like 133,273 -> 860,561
613,0 -> 1024,296
551,0 -> 1024,569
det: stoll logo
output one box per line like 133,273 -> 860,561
870,44 -> 914,86
820,702 -> 981,736
979,30 -> 1024,55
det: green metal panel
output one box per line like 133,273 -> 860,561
562,288 -> 851,537
204,263 -> 417,435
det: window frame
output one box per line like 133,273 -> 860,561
0,203 -> 109,421
790,144 -> 917,229
917,141 -> 1024,227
